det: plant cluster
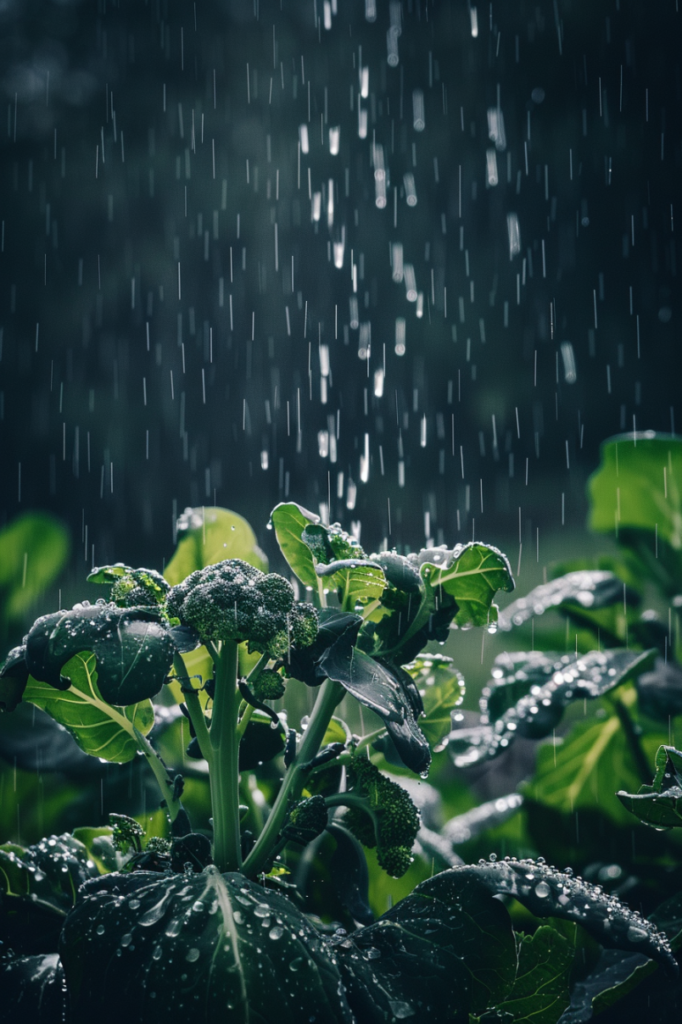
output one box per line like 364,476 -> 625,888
1,452 -> 682,1023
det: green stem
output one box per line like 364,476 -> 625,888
133,727 -> 183,821
236,703 -> 255,740
209,640 -> 242,872
247,652 -> 271,682
173,654 -> 213,766
611,695 -> 651,785
242,678 -> 343,877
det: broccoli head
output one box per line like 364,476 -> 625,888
282,795 -> 328,846
88,563 -> 170,608
251,668 -> 286,701
166,558 -> 318,658
344,755 -> 420,877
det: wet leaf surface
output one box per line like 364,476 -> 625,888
164,506 -> 267,585
3,952 -> 68,1024
405,654 -> 465,749
498,570 -> 633,632
558,948 -> 654,1024
618,744 -> 682,828
60,867 -> 353,1024
497,925 -> 574,1023
22,652 -> 155,763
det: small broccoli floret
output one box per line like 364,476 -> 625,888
251,668 -> 286,702
282,795 -> 328,846
145,836 -> 172,855
343,755 -> 420,877
166,559 -> 319,658
110,813 -> 145,854
111,568 -> 170,608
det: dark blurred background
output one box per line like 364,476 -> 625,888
0,0 -> 679,607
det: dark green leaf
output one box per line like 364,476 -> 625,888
560,949 -> 655,1023
284,609 -> 362,687
618,744 -> 682,827
320,636 -> 431,774
23,652 -> 155,763
270,501 -> 321,588
432,860 -> 676,975
369,551 -> 422,592
498,570 -> 635,632
334,865 -> 517,1021
650,890 -> 682,946
0,833 -> 98,955
238,711 -> 286,770
637,658 -> 682,719
59,868 -> 353,1024
25,602 -> 176,705
0,513 -> 69,621
164,506 -> 267,585
326,823 -> 374,926
405,654 -> 465,749
2,953 -> 67,1024
496,925 -> 574,1023
442,794 -> 524,845
0,645 -> 29,711
450,649 -> 654,767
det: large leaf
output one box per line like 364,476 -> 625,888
589,433 -> 682,548
334,865 -> 517,1020
435,860 -> 677,974
526,695 -> 668,826
498,570 -> 635,631
59,867 -> 353,1024
23,602 -> 176,705
449,649 -> 654,767
270,501 -> 321,588
315,556 -> 387,606
3,953 -> 68,1024
442,793 -> 524,846
420,542 -> 515,628
0,512 -> 69,621
496,925 -> 574,1023
284,609 -> 362,687
320,633 -> 431,775
23,652 -> 154,763
164,506 -> 267,585
0,833 -> 98,954
405,654 -> 465,749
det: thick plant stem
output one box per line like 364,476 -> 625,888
242,678 -> 343,878
209,639 -> 242,873
173,654 -> 213,766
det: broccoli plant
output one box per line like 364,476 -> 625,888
0,502 -> 676,1024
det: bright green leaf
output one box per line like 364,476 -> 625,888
406,654 -> 465,749
270,502 -> 320,588
0,513 -> 69,622
164,506 -> 267,585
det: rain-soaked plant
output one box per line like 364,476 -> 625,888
0,502 -> 678,1023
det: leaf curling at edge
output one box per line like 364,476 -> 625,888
498,569 -> 638,632
617,743 -> 682,829
59,867 -> 354,1024
447,648 -> 655,767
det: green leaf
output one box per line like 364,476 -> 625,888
0,512 -> 69,621
618,743 -> 682,827
23,652 -> 154,763
238,711 -> 286,770
498,569 -> 637,637
526,702 -> 668,826
60,868 -> 353,1023
315,557 -> 387,606
24,603 -> 176,705
563,949 -> 655,1022
71,827 -> 116,874
0,833 -> 98,955
433,860 -> 676,975
589,432 -> 682,548
442,794 -> 524,846
496,925 -> 573,1023
449,649 -> 654,768
420,542 -> 515,628
320,636 -> 431,775
3,953 -> 67,1023
270,501 -> 321,588
334,866 -> 517,1020
405,654 -> 465,749
164,506 -> 267,585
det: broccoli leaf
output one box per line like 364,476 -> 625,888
326,823 -> 374,926
270,501 -> 321,588
498,569 -> 636,631
406,654 -> 465,749
59,868 -> 354,1024
320,634 -> 431,774
284,609 -> 362,686
449,649 -> 654,767
3,953 -> 68,1024
22,652 -> 155,763
0,833 -> 98,955
442,794 -> 524,846
618,744 -> 682,828
23,603 -> 177,705
561,948 -> 655,1023
165,506 -> 267,585
315,558 -> 387,606
496,926 -> 574,1023
334,864 -> 517,1020
420,542 -> 515,628
238,712 -> 286,770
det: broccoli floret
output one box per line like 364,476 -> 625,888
166,559 -> 318,658
282,795 -> 328,846
111,568 -> 170,608
145,836 -> 172,855
343,756 -> 420,877
110,813 -> 145,854
251,668 -> 286,701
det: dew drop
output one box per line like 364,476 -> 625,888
185,947 -> 200,962
269,926 -> 284,940
534,881 -> 551,898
